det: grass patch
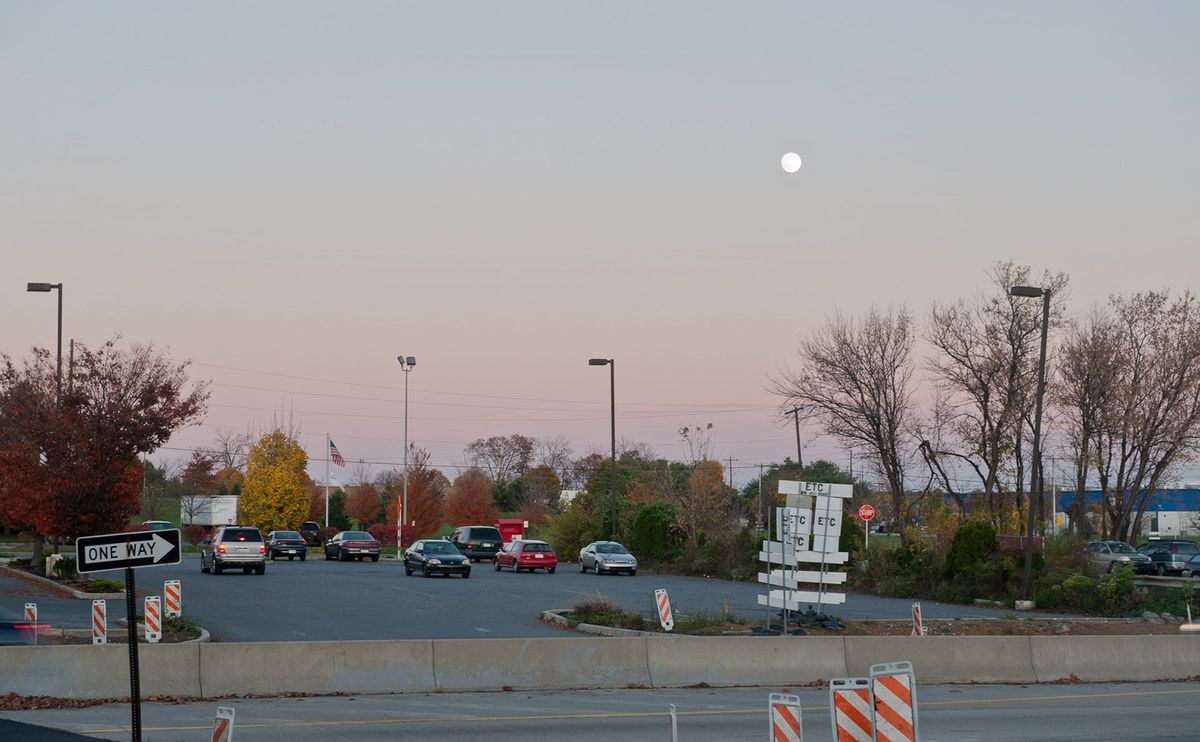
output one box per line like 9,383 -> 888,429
91,578 -> 124,592
673,609 -> 750,635
572,594 -> 647,631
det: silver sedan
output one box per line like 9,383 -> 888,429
579,541 -> 638,576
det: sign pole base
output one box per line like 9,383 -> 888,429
125,567 -> 142,742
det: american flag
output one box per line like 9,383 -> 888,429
329,439 -> 346,467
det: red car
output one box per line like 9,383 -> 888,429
494,540 -> 557,573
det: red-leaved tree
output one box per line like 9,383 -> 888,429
384,447 -> 448,538
445,467 -> 499,526
0,341 -> 208,573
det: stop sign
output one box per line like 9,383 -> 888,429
859,504 -> 875,521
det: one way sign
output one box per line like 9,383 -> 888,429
76,529 -> 182,573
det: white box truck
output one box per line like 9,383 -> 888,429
182,495 -> 239,527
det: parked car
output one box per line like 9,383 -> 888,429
1136,540 -> 1200,575
494,539 -> 557,573
1182,553 -> 1200,578
265,530 -> 309,561
200,525 -> 267,575
324,530 -> 381,562
141,520 -> 175,531
404,539 -> 470,578
449,525 -> 504,562
1086,540 -> 1152,576
298,521 -> 322,546
578,541 -> 638,575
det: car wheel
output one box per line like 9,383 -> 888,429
629,570 -> 637,577
213,562 -> 223,575
1107,563 -> 1115,573
423,567 -> 431,578
243,567 -> 251,574
463,570 -> 471,579
200,555 -> 208,573
371,555 -> 380,562
288,555 -> 294,561
579,561 -> 586,573
255,564 -> 266,575
1157,563 -> 1167,576
494,560 -> 501,571
405,565 -> 413,576
595,565 -> 604,575
300,553 -> 306,561
548,566 -> 556,574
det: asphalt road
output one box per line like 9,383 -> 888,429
5,682 -> 1199,741
3,553 -> 1060,642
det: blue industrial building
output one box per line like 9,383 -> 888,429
1056,488 -> 1200,537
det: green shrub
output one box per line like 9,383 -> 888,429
91,578 -> 124,592
629,502 -> 677,562
946,520 -> 997,579
1097,564 -> 1140,613
52,556 -> 77,579
1140,582 -> 1195,616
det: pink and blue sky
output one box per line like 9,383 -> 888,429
3,2 -> 1198,487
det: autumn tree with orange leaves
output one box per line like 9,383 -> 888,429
445,467 -> 498,526
384,447 -> 448,538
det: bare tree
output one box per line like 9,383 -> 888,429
464,434 -> 535,483
1090,291 -> 1200,542
678,423 -> 714,465
536,435 -> 575,488
1053,309 -> 1122,534
771,307 -> 919,544
203,428 -> 252,472
925,261 -> 1068,529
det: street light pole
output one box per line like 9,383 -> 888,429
397,355 -> 415,553
1011,285 -> 1051,602
26,282 -> 63,404
589,358 -> 616,540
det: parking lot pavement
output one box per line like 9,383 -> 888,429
2,553 -> 1065,642
6,682 -> 1200,741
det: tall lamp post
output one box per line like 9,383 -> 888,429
1011,284 -> 1051,602
26,282 -> 63,404
397,355 -> 415,552
588,358 -> 616,540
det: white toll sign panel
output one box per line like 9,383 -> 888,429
775,507 -> 812,549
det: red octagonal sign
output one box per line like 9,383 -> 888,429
858,504 -> 876,521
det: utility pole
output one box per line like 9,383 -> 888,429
727,456 -> 737,490
789,407 -> 804,475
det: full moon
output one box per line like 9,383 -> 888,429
780,152 -> 802,173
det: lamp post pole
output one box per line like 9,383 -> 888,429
397,355 -> 415,552
26,282 -> 63,404
1011,285 -> 1051,602
589,358 -> 616,539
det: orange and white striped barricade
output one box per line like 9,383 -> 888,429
164,579 -> 182,619
24,603 -> 37,645
144,596 -> 162,643
769,692 -> 803,741
654,588 -> 675,632
211,706 -> 235,742
830,677 -> 873,742
92,600 -> 107,645
870,661 -> 918,742
910,603 -> 925,637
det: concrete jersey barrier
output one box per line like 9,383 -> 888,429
4,635 -> 1200,699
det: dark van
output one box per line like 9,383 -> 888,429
449,526 -> 504,562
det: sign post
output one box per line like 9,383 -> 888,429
859,504 -> 875,550
76,528 -> 182,742
24,603 -> 37,645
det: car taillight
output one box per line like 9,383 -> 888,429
467,541 -> 473,548
259,544 -> 266,554
217,544 -> 226,554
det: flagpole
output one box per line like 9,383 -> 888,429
324,433 -> 330,528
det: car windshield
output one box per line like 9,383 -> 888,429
221,528 -> 262,542
1108,542 -> 1136,554
275,531 -> 302,539
423,542 -> 459,555
342,531 -> 373,541
522,542 -> 552,553
596,543 -> 628,554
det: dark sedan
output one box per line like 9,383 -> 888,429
265,530 -> 309,561
404,539 -> 471,578
323,531 -> 381,562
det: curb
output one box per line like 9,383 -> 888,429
0,564 -> 124,600
541,608 -> 684,638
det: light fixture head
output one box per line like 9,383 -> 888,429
1009,286 -> 1045,298
588,358 -> 610,366
397,355 -> 415,368
26,282 -> 53,292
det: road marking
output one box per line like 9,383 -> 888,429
78,687 -> 1200,734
